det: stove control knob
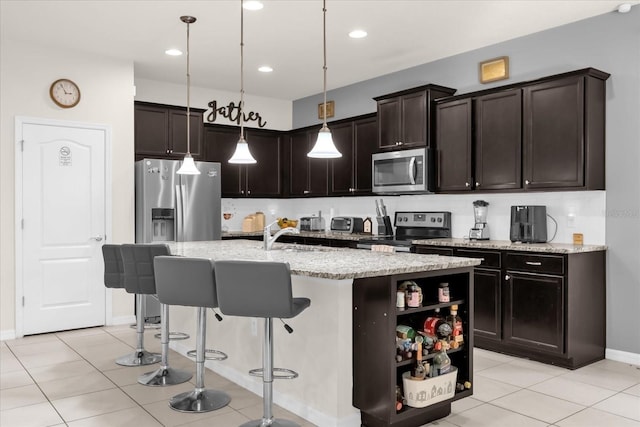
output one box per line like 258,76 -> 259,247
437,217 -> 443,223
403,216 -> 409,222
430,217 -> 436,223
397,217 -> 403,222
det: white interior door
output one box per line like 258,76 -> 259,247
19,119 -> 108,335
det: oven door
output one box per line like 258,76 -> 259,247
372,148 -> 428,193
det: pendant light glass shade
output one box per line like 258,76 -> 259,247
177,153 -> 201,174
308,124 -> 341,158
177,15 -> 200,175
229,136 -> 257,164
308,0 -> 341,159
229,0 -> 257,164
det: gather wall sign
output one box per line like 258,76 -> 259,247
206,100 -> 267,128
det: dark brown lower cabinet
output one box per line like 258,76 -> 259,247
413,245 -> 606,369
353,267 -> 474,427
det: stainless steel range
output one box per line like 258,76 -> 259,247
357,211 -> 451,252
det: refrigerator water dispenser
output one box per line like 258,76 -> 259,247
151,208 -> 175,242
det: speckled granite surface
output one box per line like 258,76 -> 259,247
412,238 -> 607,254
222,230 -> 372,241
168,240 -> 480,280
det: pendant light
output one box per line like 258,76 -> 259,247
229,0 -> 257,164
177,15 -> 201,175
308,0 -> 342,158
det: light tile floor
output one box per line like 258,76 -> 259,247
1,326 -> 639,426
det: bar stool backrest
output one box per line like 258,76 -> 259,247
102,244 -> 124,289
154,256 -> 218,308
121,244 -> 171,295
214,260 -> 298,319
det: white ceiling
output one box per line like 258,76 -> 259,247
1,1 -> 635,101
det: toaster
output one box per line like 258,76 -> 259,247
300,216 -> 325,231
330,216 -> 364,233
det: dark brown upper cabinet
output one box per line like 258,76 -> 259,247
203,124 -> 283,198
434,68 -> 608,193
330,114 -> 377,195
435,98 -> 473,192
374,84 -> 456,150
134,102 -> 204,161
288,129 -> 329,197
523,71 -> 607,190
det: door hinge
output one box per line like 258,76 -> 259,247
21,219 -> 24,229
22,296 -> 25,307
20,140 -> 24,152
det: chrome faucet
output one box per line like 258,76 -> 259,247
264,220 -> 300,250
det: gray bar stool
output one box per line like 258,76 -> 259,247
154,255 -> 231,413
117,244 -> 166,367
214,260 -> 311,427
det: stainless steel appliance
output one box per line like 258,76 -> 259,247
135,158 -> 222,322
300,214 -> 325,231
372,147 -> 432,193
469,200 -> 490,240
510,205 -> 547,243
135,158 -> 221,243
357,211 -> 451,252
330,216 -> 364,233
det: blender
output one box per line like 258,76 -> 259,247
469,200 -> 490,240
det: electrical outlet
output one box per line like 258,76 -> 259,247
251,318 -> 258,336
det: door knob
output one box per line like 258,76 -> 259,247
90,235 -> 103,242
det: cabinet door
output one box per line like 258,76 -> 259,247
523,76 -> 584,189
289,131 -> 310,196
353,116 -> 377,193
401,91 -> 427,148
245,130 -> 282,197
435,99 -> 473,192
307,132 -> 329,196
474,268 -> 502,342
475,90 -> 522,190
204,127 -> 244,197
377,97 -> 401,149
169,110 -> 204,159
135,104 -> 169,157
504,271 -> 564,354
329,122 -> 355,195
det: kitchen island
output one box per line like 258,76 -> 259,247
167,239 -> 480,427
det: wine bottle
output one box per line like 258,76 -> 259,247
446,304 -> 464,347
411,337 -> 426,380
423,308 -> 453,340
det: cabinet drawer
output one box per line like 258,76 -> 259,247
505,252 -> 564,275
455,249 -> 501,268
412,246 -> 454,256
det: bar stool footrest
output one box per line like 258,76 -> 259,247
186,349 -> 228,361
249,367 -> 298,379
130,322 -> 161,330
154,331 -> 190,341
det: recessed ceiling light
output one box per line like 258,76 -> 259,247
243,1 -> 264,11
258,66 -> 273,73
617,3 -> 632,13
349,29 -> 367,39
165,49 -> 182,56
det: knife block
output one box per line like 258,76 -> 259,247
377,216 -> 393,237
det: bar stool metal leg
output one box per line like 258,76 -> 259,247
169,307 -> 231,413
138,303 -> 192,386
241,318 -> 299,427
117,294 -> 162,366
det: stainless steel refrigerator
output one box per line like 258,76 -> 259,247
134,158 -> 221,322
135,158 -> 221,244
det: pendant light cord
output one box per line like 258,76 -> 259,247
186,18 -> 192,155
239,0 -> 245,140
322,0 -> 328,128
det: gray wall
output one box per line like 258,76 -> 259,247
293,7 -> 640,356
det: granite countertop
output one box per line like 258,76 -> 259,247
168,240 -> 480,280
412,238 -> 607,254
222,230 -> 372,241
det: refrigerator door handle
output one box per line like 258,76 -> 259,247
175,184 -> 186,241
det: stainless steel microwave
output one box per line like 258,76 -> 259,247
372,148 -> 431,193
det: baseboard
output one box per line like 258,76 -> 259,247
109,315 -> 136,326
0,330 -> 16,341
606,348 -> 640,366
170,341 -> 361,427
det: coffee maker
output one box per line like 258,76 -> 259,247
469,200 -> 490,240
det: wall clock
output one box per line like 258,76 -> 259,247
49,78 -> 81,108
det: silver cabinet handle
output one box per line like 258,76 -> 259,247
465,182 -> 470,187
525,179 -> 530,185
505,274 -> 511,280
525,261 -> 542,266
476,182 -> 480,187
247,190 -> 251,195
91,235 -> 103,242
303,190 -> 310,194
